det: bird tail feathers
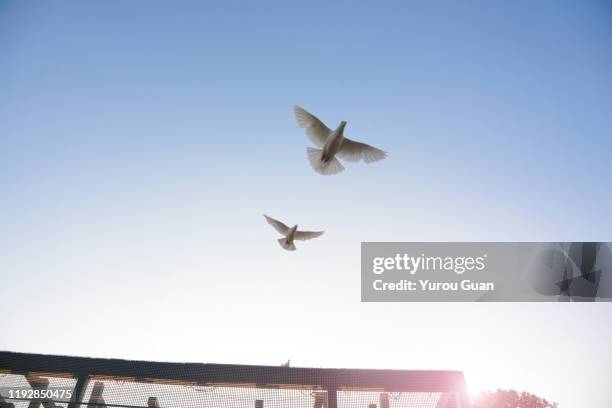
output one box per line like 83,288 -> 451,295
278,238 -> 296,251
306,148 -> 344,175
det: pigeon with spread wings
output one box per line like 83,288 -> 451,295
264,215 -> 324,251
294,105 -> 387,175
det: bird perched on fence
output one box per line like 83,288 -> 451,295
281,359 -> 291,367
264,215 -> 324,251
147,398 -> 160,408
87,382 -> 106,408
294,105 -> 387,175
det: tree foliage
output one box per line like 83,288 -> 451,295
473,389 -> 558,408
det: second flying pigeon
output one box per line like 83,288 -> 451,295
264,215 -> 324,251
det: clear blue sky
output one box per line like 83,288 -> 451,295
1,1 -> 612,407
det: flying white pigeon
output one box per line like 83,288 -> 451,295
264,215 -> 324,251
294,105 -> 387,175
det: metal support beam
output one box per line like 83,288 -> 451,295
26,375 -> 59,408
67,375 -> 89,408
0,393 -> 15,408
326,387 -> 337,408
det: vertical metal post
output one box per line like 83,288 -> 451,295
326,387 -> 337,408
67,375 -> 88,408
380,393 -> 389,408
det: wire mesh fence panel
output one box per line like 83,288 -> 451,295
337,390 -> 442,408
0,373 -> 77,408
80,377 -> 327,408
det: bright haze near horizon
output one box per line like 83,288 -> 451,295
1,1 -> 611,407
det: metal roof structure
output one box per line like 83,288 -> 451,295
0,352 -> 470,408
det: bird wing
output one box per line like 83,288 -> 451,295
293,105 -> 331,147
294,230 -> 324,241
264,215 -> 290,235
337,137 -> 387,163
